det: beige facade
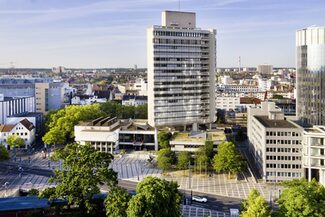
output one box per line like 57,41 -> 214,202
35,83 -> 49,114
148,11 -> 216,128
248,102 -> 303,182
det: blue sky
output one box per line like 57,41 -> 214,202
0,0 -> 324,68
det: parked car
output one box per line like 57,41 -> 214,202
192,195 -> 207,203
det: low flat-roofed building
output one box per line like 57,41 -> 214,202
170,130 -> 226,152
248,102 -> 303,182
75,117 -> 158,153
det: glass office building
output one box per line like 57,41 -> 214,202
296,27 -> 325,126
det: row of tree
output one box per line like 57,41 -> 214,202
241,178 -> 325,217
36,143 -> 181,217
43,101 -> 148,146
157,137 -> 246,176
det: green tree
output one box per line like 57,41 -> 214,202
177,151 -> 190,170
6,135 -> 25,149
157,148 -> 175,171
203,140 -> 214,160
158,132 -> 172,149
127,177 -> 181,217
43,104 -> 104,146
43,143 -> 117,215
213,141 -> 245,175
241,189 -> 271,217
105,186 -> 131,217
28,188 -> 40,196
99,101 -> 147,119
196,153 -> 209,173
0,144 -> 9,161
275,178 -> 325,217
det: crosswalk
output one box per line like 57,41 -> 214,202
181,205 -> 230,217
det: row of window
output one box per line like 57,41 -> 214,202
266,131 -> 300,137
266,163 -> 302,169
154,63 -> 208,68
266,155 -> 302,161
153,31 -> 210,38
266,172 -> 302,178
266,147 -> 300,153
154,57 -> 208,62
153,38 -> 208,45
266,139 -> 301,145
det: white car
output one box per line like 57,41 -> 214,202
192,196 -> 207,203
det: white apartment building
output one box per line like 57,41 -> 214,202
0,119 -> 36,149
302,126 -> 325,186
147,11 -> 216,129
216,96 -> 240,111
220,75 -> 233,85
258,78 -> 272,91
248,102 -> 303,182
217,84 -> 259,93
133,78 -> 148,96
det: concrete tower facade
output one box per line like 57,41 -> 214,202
147,11 -> 216,129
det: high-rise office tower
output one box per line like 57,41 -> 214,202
296,27 -> 325,126
147,11 -> 216,129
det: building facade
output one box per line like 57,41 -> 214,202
248,102 -> 303,182
296,27 -> 325,126
257,64 -> 273,75
147,11 -> 216,129
302,126 -> 325,186
0,78 -> 65,114
0,118 -> 36,149
0,95 -> 35,124
74,117 -> 158,153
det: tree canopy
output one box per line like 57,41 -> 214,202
213,141 -> 245,175
6,135 -> 25,149
44,143 -> 117,214
43,104 -> 104,146
157,148 -> 176,171
177,151 -> 191,170
43,102 -> 148,146
276,178 -> 325,217
241,189 -> 271,217
127,177 -> 182,217
105,186 -> 131,217
158,132 -> 172,149
0,144 -> 9,161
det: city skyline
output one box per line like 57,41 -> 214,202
1,0 -> 325,68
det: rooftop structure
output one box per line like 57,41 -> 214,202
170,130 -> 226,152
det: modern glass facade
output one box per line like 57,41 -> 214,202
296,27 -> 325,126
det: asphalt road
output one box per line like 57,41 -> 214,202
1,157 -> 242,212
118,180 -> 241,212
0,162 -> 54,177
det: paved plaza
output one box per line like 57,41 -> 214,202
1,151 -> 281,208
113,153 -> 280,201
181,205 -> 230,217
